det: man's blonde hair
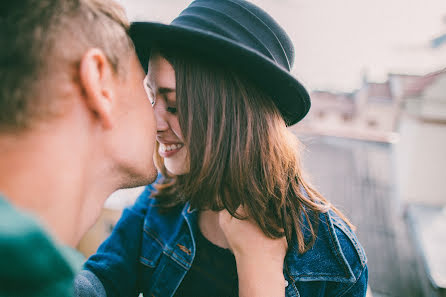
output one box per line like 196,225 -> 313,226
0,0 -> 134,131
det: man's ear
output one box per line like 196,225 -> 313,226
79,48 -> 116,129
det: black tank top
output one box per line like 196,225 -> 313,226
173,227 -> 239,297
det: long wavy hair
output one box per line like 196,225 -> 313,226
152,47 -> 353,254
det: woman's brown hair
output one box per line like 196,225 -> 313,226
152,48 -> 353,254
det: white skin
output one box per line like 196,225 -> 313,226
0,48 -> 158,247
147,53 -> 287,297
144,54 -> 189,175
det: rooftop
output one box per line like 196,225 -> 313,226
403,69 -> 446,98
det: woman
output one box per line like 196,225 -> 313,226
76,0 -> 368,296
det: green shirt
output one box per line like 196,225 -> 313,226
0,194 -> 84,297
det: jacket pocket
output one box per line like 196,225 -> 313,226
138,225 -> 165,295
139,224 -> 164,268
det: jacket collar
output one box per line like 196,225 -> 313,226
285,211 -> 356,283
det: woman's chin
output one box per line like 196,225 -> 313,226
163,148 -> 190,176
165,162 -> 189,176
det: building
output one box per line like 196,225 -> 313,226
395,69 -> 446,205
296,77 -> 399,142
355,80 -> 395,132
300,90 -> 355,133
394,68 -> 446,296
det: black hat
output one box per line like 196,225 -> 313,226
129,0 -> 311,126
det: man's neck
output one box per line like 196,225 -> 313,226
0,127 -> 117,247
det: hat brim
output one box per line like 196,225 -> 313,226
129,22 -> 310,126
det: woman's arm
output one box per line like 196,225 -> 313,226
219,209 -> 288,297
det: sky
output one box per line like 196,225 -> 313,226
118,0 -> 446,92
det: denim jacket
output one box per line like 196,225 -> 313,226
76,182 -> 368,297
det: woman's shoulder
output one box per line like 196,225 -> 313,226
328,210 -> 367,273
285,210 -> 367,293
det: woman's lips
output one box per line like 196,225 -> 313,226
158,143 -> 184,158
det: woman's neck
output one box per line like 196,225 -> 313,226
198,210 -> 231,249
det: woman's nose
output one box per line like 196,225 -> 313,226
154,104 -> 169,132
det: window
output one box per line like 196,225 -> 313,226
342,113 -> 353,122
367,119 -> 377,128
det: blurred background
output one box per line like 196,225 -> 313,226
78,1 -> 446,296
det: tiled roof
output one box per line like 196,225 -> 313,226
403,68 -> 446,98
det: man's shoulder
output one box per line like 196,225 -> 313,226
0,195 -> 81,297
0,194 -> 53,258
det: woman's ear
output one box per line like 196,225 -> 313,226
78,48 -> 116,129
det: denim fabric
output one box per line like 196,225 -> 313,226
75,270 -> 107,297
81,181 -> 368,297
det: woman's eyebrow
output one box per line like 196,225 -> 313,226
143,78 -> 175,94
158,87 -> 176,94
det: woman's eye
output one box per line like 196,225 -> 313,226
167,107 -> 177,114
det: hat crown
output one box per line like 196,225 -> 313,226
171,0 -> 294,71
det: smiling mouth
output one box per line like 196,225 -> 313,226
160,143 -> 183,152
159,143 -> 184,157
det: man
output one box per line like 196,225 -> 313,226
0,0 -> 157,296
